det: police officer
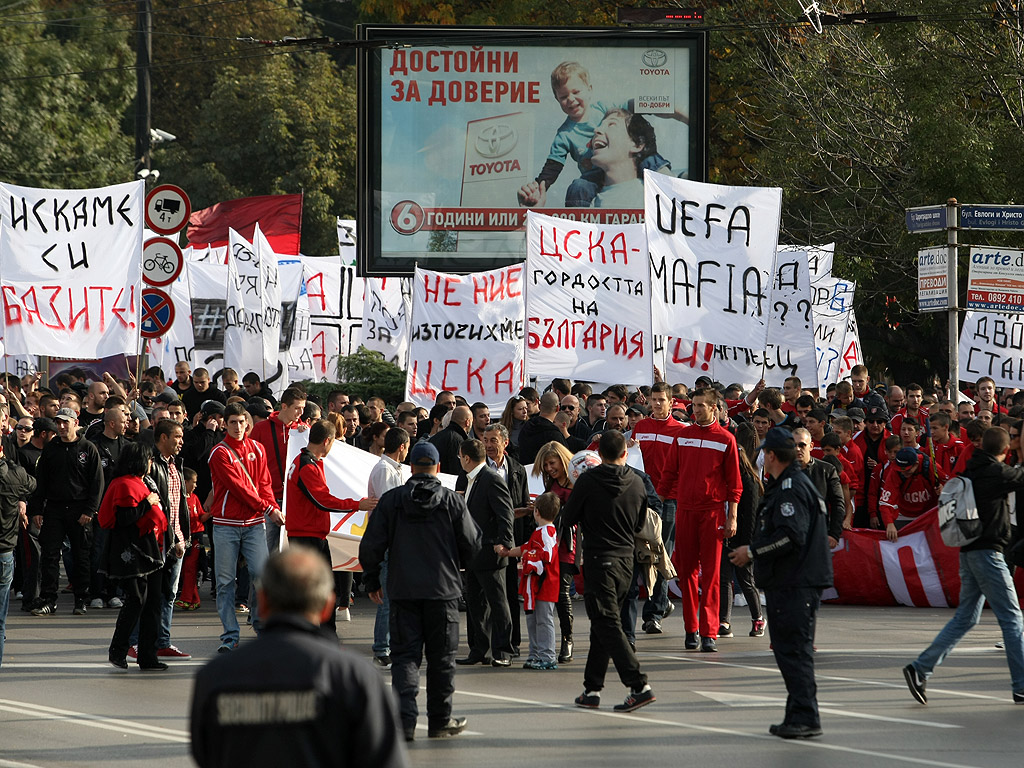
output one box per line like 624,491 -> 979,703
729,427 -> 832,739
359,442 -> 482,742
190,547 -> 409,768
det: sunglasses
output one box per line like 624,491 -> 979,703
794,442 -> 810,448
15,426 -> 33,432
560,405 -> 576,411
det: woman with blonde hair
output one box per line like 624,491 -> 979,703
531,440 -> 578,663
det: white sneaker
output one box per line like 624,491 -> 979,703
338,607 -> 351,622
107,597 -> 124,609
89,598 -> 104,609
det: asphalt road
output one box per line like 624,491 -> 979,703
1,594 -> 1022,768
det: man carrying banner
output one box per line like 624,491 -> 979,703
285,419 -> 378,638
359,442 -> 481,741
660,388 -> 741,652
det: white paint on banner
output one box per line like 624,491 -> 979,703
526,211 -> 652,383
805,242 -> 835,283
251,225 -> 282,380
0,180 -> 143,358
812,276 -> 856,388
187,261 -> 228,373
838,309 -> 863,381
223,229 -> 265,379
146,263 -> 195,373
958,310 -> 1024,387
406,264 -> 525,411
337,218 -> 356,261
646,173 -> 782,348
301,259 -> 363,382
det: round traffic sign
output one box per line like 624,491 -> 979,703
140,288 -> 176,339
145,184 -> 191,235
142,237 -> 184,287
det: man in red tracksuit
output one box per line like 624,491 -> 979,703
660,388 -> 741,653
209,403 -> 281,653
878,447 -> 939,542
285,419 -> 377,636
250,387 -> 308,552
633,381 -> 685,634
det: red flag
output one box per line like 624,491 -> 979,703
186,194 -> 303,256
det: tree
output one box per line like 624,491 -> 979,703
159,53 -> 358,256
0,1 -> 135,188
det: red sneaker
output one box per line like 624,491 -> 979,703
156,645 -> 192,660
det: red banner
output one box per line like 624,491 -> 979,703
829,508 -> 962,607
186,194 -> 302,256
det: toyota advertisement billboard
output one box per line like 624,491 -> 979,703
357,26 -> 707,275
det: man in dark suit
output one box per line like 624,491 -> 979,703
454,438 -> 515,667
482,424 -> 531,657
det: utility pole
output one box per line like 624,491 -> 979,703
134,0 -> 152,176
946,198 -> 959,401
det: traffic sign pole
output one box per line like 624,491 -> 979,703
946,198 -> 959,402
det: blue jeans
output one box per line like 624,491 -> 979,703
372,554 -> 390,657
912,549 -> 1024,693
214,524 -> 268,645
0,550 -> 13,668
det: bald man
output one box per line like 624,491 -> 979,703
428,405 -> 473,476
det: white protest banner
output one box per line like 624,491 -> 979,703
302,258 -> 363,381
337,218 -> 357,262
525,211 -> 652,383
252,224 -> 282,378
838,310 -> 863,381
187,262 -> 228,372
279,259 -> 313,383
805,242 -> 835,284
184,244 -> 228,264
223,230 -> 265,378
812,276 -> 856,387
646,173 -> 782,348
0,180 -> 143,357
284,431 -> 458,571
958,310 -> 1024,387
360,277 -> 411,366
146,263 -> 195,374
406,264 -> 525,411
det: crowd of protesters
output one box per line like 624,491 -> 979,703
1,361 -> 1022,712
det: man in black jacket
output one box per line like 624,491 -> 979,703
562,430 -> 654,713
359,442 -> 481,742
0,442 -> 36,667
191,547 -> 409,768
30,408 -> 103,616
903,426 -> 1024,706
730,428 -> 832,740
428,405 -> 471,476
792,427 -> 846,546
483,424 -> 532,657
454,439 -> 515,667
517,392 -> 566,465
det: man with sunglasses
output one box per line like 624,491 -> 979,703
559,395 -> 591,441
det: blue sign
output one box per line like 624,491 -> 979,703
960,204 -> 1024,230
140,288 -> 175,339
905,206 -> 947,233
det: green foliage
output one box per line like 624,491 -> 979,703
0,1 -> 135,187
301,347 -> 406,406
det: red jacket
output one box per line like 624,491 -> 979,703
927,436 -> 963,481
890,406 -> 929,436
284,448 -> 361,539
841,440 -> 866,505
250,413 -> 297,502
632,415 -> 686,498
878,456 -> 939,525
661,420 -> 742,512
209,435 -> 277,527
519,523 -> 560,611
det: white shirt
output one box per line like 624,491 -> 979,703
464,461 -> 485,498
368,454 -> 404,499
487,455 -> 509,484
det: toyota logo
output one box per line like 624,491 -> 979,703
642,49 -> 668,68
475,123 -> 517,159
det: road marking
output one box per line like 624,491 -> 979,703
2,662 -> 205,669
0,759 -> 50,768
0,698 -> 190,743
644,652 -> 1010,702
452,688 -> 985,768
693,690 -> 959,728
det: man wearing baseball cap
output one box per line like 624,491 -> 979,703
878,446 -> 939,542
359,441 -> 482,742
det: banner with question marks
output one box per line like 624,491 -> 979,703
812,275 -> 857,388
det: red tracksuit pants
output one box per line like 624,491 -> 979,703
675,504 -> 725,638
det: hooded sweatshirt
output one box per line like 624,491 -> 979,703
358,473 -> 482,601
561,462 -> 646,558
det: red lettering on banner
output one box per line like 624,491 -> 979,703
466,357 -> 486,392
2,286 -> 21,324
312,330 -> 327,375
472,266 -> 521,304
423,275 -> 462,306
441,359 -> 459,390
307,273 -> 327,313
493,361 -> 517,393
408,359 -> 438,398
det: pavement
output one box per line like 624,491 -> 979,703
1,593 -> 1022,768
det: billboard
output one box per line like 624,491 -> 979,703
358,25 -> 707,275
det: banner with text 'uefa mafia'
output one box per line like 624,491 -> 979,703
358,26 -> 706,275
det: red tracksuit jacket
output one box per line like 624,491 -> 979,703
284,448 -> 361,539
661,420 -> 742,512
632,415 -> 685,498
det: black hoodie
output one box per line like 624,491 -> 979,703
359,473 -> 482,601
517,414 -> 566,465
562,462 -> 646,559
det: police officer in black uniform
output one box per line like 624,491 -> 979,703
359,442 -> 482,742
190,547 -> 409,768
729,427 -> 832,739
